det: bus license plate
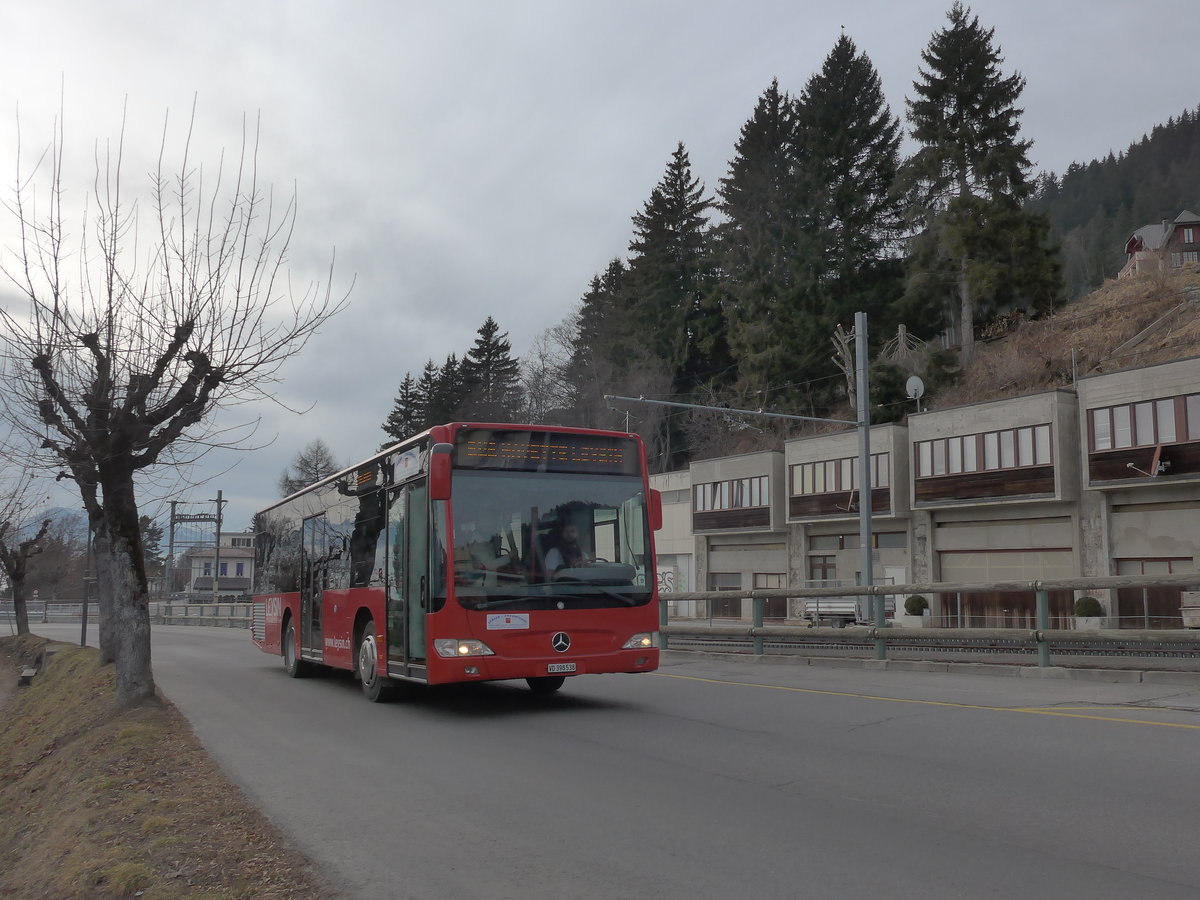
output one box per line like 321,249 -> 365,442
547,663 -> 576,674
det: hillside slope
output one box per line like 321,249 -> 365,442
935,269 -> 1200,409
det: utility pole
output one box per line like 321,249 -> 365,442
166,500 -> 177,600
210,490 -> 226,602
606,309 -> 878,645
172,496 -> 226,601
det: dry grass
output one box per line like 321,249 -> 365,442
936,269 -> 1200,409
0,635 -> 340,900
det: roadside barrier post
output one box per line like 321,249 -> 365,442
1036,589 -> 1050,667
659,595 -> 669,651
752,595 -> 764,656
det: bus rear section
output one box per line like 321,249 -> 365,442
252,423 -> 661,698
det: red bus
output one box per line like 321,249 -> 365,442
251,423 -> 662,700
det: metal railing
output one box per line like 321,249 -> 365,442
658,573 -> 1200,667
159,602 -> 252,628
0,600 -> 252,631
1,601 -> 102,628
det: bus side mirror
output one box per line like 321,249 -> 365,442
429,443 -> 453,500
649,489 -> 663,532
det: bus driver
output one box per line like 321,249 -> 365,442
545,522 -> 591,575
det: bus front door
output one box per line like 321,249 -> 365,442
387,482 -> 429,675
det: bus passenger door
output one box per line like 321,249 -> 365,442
386,487 -> 408,670
386,482 -> 429,673
406,482 -> 428,661
301,514 -> 326,657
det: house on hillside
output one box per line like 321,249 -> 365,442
1120,210 -> 1200,278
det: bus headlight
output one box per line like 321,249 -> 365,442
434,639 -> 495,658
622,632 -> 657,650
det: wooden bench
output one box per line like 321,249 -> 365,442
18,667 -> 37,686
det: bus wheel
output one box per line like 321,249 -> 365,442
526,676 -> 566,695
358,618 -> 393,702
283,619 -> 311,678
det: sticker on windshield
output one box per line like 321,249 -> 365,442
487,613 -> 530,630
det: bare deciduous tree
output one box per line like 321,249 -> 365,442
520,319 -> 576,424
0,105 -> 348,707
278,438 -> 340,497
0,462 -> 52,636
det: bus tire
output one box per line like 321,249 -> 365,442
526,676 -> 566,695
358,618 -> 394,702
282,618 -> 312,678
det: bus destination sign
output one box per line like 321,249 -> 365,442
454,429 -> 639,475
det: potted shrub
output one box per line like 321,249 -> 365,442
1074,595 -> 1104,630
896,594 -> 929,628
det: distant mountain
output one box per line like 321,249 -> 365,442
1029,106 -> 1200,298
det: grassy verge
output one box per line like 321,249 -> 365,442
0,634 -> 340,899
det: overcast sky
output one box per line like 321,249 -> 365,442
2,0 -> 1197,530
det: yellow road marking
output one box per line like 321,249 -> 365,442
654,672 -> 1200,731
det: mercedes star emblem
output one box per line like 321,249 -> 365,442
552,632 -> 571,653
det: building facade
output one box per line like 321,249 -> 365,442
653,356 -> 1200,627
178,531 -> 256,597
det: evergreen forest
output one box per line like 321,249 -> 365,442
381,3 -> 1200,474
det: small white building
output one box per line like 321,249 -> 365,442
178,531 -> 255,597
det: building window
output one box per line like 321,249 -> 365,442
1184,227 -> 1195,244
916,425 -> 1051,477
219,562 -> 228,576
202,561 -> 212,576
236,562 -> 245,577
808,556 -> 836,582
809,532 -> 904,551
753,573 -> 785,589
791,453 -> 889,496
1091,394 -> 1200,450
708,572 -> 742,590
695,475 -> 769,512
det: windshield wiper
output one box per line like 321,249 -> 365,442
552,586 -> 642,606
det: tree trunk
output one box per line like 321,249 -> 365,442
12,583 -> 30,636
99,474 -> 155,708
959,256 -> 975,368
91,528 -> 118,665
106,539 -> 154,708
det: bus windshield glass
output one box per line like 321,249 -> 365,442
451,470 -> 652,610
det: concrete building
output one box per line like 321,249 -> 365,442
1076,356 -> 1200,626
785,422 -> 911,616
650,355 -> 1200,627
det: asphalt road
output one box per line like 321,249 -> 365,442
32,623 -> 1200,899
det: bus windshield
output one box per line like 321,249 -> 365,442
450,470 -> 652,610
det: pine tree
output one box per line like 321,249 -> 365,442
562,259 -> 630,427
903,2 -> 1061,363
907,2 -> 1031,205
381,372 -> 422,444
626,143 -> 719,466
429,353 -> 467,424
628,143 -> 720,391
413,359 -> 441,428
138,516 -> 165,579
715,80 -> 813,405
460,317 -> 524,422
795,34 -> 905,331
